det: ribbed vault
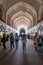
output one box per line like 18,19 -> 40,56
6,2 -> 37,31
11,11 -> 33,29
12,16 -> 31,30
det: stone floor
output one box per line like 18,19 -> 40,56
0,39 -> 43,65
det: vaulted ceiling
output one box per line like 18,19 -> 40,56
0,0 -> 43,30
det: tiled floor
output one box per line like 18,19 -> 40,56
0,39 -> 43,65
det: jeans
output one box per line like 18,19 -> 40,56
10,42 -> 14,48
15,41 -> 18,49
23,43 -> 26,51
3,42 -> 6,49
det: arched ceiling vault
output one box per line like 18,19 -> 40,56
6,2 -> 37,30
11,11 -> 33,28
11,11 -> 33,22
0,0 -> 43,23
14,20 -> 31,30
5,0 -> 43,12
13,16 -> 32,24
12,16 -> 32,28
6,2 -> 37,16
12,16 -> 32,30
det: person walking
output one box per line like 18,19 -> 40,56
38,36 -> 43,52
0,36 -> 1,46
10,33 -> 14,48
2,34 -> 6,50
14,33 -> 19,49
21,34 -> 27,51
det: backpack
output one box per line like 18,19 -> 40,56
22,37 -> 26,43
10,35 -> 14,42
15,35 -> 19,41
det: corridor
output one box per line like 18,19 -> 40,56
0,0 -> 43,65
0,39 -> 43,65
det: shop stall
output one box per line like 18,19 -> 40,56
27,20 -> 43,38
0,20 -> 17,38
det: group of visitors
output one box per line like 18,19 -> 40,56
0,32 -> 43,52
0,33 -> 27,51
10,33 -> 19,49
